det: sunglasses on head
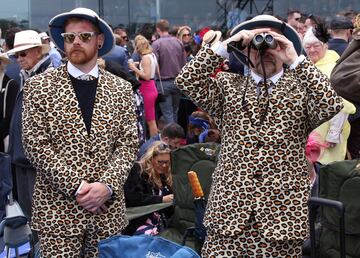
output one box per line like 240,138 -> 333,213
61,32 -> 97,43
158,143 -> 170,150
13,51 -> 28,59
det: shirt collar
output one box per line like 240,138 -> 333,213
67,61 -> 99,79
251,69 -> 284,85
25,55 -> 51,76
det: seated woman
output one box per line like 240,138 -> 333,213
124,141 -> 174,235
187,110 -> 221,144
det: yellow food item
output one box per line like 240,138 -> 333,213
188,171 -> 204,198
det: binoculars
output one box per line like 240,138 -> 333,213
251,33 -> 277,50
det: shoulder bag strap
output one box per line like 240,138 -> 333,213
154,55 -> 164,95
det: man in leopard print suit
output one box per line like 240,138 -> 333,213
176,15 -> 343,257
22,8 -> 138,257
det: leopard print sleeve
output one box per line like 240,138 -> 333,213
294,57 -> 343,130
175,47 -> 225,122
99,77 -> 139,195
22,74 -> 82,198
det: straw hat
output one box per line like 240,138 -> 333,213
48,7 -> 114,57
7,30 -> 50,56
202,30 -> 222,47
231,15 -> 303,55
39,32 -> 50,40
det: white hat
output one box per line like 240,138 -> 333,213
7,30 -> 50,56
231,14 -> 303,55
202,30 -> 222,47
39,32 -> 50,40
302,27 -> 320,45
48,7 -> 114,57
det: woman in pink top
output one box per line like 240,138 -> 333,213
129,35 -> 159,137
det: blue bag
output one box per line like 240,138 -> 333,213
99,234 -> 200,258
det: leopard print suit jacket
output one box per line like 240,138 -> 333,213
176,48 -> 343,241
22,64 -> 138,236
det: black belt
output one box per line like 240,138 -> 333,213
157,78 -> 175,81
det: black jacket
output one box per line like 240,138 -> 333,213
124,163 -> 172,207
328,38 -> 349,56
8,56 -> 52,166
123,162 -> 173,235
0,75 -> 19,152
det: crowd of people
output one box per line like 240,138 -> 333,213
0,5 -> 359,258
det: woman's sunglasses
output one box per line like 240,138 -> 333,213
61,32 -> 98,43
157,160 -> 170,166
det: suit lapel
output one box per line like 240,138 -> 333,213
89,68 -> 114,138
61,65 -> 89,140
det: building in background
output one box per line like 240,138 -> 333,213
0,0 -> 359,36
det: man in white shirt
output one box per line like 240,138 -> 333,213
176,14 -> 343,257
22,8 -> 138,257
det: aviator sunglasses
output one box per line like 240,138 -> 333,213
61,32 -> 97,43
13,51 -> 28,59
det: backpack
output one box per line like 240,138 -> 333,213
99,235 -> 200,258
317,160 -> 360,257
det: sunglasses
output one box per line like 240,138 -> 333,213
13,51 -> 27,59
153,142 -> 171,156
61,32 -> 97,43
121,36 -> 128,40
182,33 -> 191,37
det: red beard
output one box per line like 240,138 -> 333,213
67,45 -> 97,65
68,47 -> 88,64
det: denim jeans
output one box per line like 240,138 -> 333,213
156,79 -> 182,124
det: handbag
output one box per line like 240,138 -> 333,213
98,235 -> 200,258
155,57 -> 166,103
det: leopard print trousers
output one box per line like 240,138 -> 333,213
38,222 -> 112,258
202,213 -> 303,258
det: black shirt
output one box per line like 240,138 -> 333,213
69,74 -> 98,135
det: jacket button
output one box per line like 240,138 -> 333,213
253,172 -> 262,178
256,141 -> 264,148
88,151 -> 94,158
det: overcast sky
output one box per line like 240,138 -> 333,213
0,1 -> 28,21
